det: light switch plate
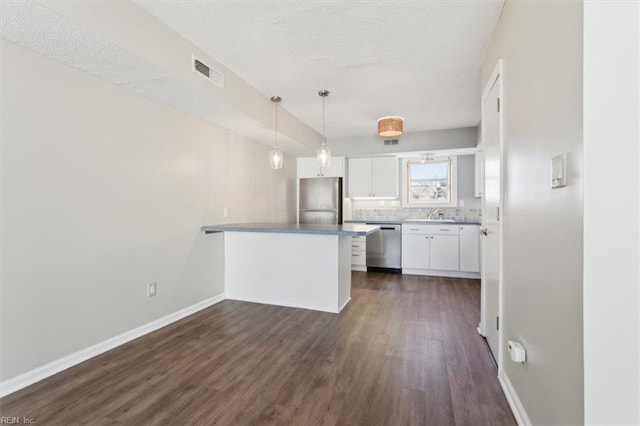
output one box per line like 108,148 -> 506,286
551,153 -> 567,188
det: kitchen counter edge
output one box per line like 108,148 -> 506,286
345,219 -> 482,225
201,223 -> 380,236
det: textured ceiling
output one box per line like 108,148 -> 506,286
0,0 -> 310,155
135,0 -> 504,139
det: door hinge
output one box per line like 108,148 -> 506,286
496,316 -> 500,331
497,97 -> 501,112
496,206 -> 500,221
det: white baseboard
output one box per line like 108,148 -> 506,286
225,295 -> 341,314
0,293 -> 225,398
402,268 -> 481,279
338,297 -> 352,313
498,369 -> 532,426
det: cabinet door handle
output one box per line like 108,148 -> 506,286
480,228 -> 488,236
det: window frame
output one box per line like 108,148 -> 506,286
401,156 -> 458,207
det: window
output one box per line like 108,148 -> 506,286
402,156 -> 457,207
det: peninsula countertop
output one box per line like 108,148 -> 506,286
201,222 -> 380,236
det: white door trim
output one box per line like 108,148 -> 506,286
480,59 -> 505,374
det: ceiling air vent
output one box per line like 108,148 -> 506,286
383,139 -> 399,145
192,55 -> 224,89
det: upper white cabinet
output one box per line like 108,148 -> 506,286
297,156 -> 344,178
347,157 -> 398,198
347,158 -> 371,197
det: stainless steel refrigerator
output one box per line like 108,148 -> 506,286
299,177 -> 343,224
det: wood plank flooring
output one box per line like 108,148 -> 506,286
1,272 -> 515,425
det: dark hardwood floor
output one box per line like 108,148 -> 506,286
1,272 -> 515,425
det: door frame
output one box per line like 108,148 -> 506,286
479,59 -> 505,373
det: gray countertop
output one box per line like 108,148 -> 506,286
201,223 -> 380,236
345,219 -> 482,226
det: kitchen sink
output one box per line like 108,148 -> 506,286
404,219 -> 458,223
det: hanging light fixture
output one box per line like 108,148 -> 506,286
316,89 -> 331,168
377,116 -> 404,137
269,96 -> 283,170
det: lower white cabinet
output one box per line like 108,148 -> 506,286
402,224 -> 480,278
429,235 -> 459,271
351,235 -> 366,271
459,225 -> 480,272
401,233 -> 430,269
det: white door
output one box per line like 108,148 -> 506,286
481,64 -> 503,361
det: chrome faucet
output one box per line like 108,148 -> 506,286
426,208 -> 441,220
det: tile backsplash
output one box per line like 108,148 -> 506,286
352,207 -> 481,222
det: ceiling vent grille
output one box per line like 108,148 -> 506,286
192,55 -> 224,89
383,139 -> 399,145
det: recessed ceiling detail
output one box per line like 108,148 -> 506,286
0,0 -> 317,155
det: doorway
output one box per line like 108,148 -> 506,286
480,60 -> 504,366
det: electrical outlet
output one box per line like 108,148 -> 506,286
148,282 -> 157,297
223,207 -> 229,218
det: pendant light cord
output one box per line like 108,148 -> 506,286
322,95 -> 325,142
274,101 -> 278,148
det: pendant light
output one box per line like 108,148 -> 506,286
269,96 -> 283,170
377,116 -> 404,137
316,89 -> 331,168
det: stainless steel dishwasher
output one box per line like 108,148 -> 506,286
366,223 -> 402,273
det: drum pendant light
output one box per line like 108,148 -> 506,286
377,116 -> 404,137
316,90 -> 331,168
269,96 -> 283,170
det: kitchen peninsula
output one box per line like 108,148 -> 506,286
201,223 -> 379,313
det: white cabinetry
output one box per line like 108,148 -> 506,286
351,235 -> 367,271
297,156 -> 344,178
347,157 -> 398,198
430,235 -> 459,271
347,158 -> 371,198
459,225 -> 480,272
401,229 -> 430,269
402,224 -> 479,278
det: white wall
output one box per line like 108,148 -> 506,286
482,1 -> 584,424
0,39 -> 296,382
583,2 -> 640,424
